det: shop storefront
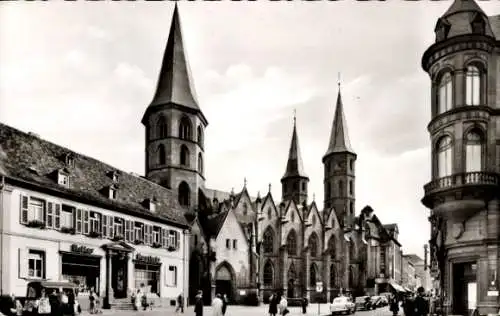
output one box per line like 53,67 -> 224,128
133,254 -> 161,295
59,244 -> 102,295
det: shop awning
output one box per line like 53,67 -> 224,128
389,281 -> 406,293
403,287 -> 412,293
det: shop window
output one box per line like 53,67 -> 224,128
166,265 -> 177,286
135,264 -> 160,294
28,249 -> 45,279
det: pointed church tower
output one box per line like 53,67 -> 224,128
281,113 -> 309,205
142,4 -> 208,210
322,83 -> 356,229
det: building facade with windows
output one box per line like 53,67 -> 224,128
0,126 -> 190,309
421,0 -> 500,315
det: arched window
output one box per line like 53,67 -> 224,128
330,264 -> 336,288
338,180 -> 344,196
158,144 -> 166,165
301,182 -> 306,191
349,181 -> 354,195
243,203 -> 248,216
263,227 -> 274,254
348,266 -> 355,288
267,207 -> 272,219
328,235 -> 336,259
350,202 -> 354,216
178,182 -> 190,207
466,66 -> 481,106
180,145 -> 190,167
156,116 -> 168,138
438,72 -> 452,114
178,116 -> 192,140
437,136 -> 453,178
198,153 -> 203,174
291,211 -> 295,223
197,126 -> 204,147
465,129 -> 483,172
286,230 -> 297,256
309,263 -> 317,287
263,261 -> 273,286
309,233 -> 318,258
326,182 -> 331,201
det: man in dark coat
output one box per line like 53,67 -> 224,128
403,294 -> 414,316
413,287 -> 429,316
221,294 -> 228,315
268,293 -> 278,316
194,290 -> 204,316
301,297 -> 308,314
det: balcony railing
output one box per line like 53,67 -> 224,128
424,171 -> 500,194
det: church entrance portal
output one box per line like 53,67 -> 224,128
189,253 -> 204,305
215,264 -> 234,303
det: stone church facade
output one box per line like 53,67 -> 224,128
149,5 -> 407,305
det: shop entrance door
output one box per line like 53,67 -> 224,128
111,255 -> 128,298
452,262 -> 477,316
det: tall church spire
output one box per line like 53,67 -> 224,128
142,3 -> 203,124
282,111 -> 308,179
324,82 -> 354,157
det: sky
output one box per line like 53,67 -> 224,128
1,0 -> 499,260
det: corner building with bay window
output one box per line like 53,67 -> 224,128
421,0 -> 500,315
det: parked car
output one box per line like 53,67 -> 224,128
355,296 -> 372,311
330,296 -> 356,315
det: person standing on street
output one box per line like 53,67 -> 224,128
211,294 -> 223,316
390,293 -> 400,316
268,293 -> 278,316
278,295 -> 289,316
414,287 -> 430,316
301,296 -> 308,314
175,293 -> 184,313
194,290 -> 204,316
221,294 -> 228,316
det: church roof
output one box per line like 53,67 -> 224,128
0,123 -> 189,228
282,117 -> 308,180
143,4 -> 204,123
324,87 -> 354,157
442,0 -> 485,17
489,15 -> 500,38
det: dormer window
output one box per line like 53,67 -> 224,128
64,154 -> 75,168
58,172 -> 69,187
144,198 -> 157,212
435,18 -> 451,42
108,171 -> 119,182
471,15 -> 485,34
108,185 -> 118,200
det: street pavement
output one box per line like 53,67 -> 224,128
92,304 -> 395,316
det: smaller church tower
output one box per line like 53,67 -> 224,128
323,83 -> 356,229
281,113 -> 309,205
141,4 -> 208,210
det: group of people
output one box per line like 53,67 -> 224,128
390,287 -> 430,316
7,288 -> 82,316
192,290 -> 229,316
267,292 -> 289,316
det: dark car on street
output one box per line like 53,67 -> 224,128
354,296 -> 372,311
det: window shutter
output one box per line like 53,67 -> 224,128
174,266 -> 177,286
109,216 -> 114,237
76,209 -> 83,234
165,266 -> 170,285
18,248 -> 27,278
175,231 -> 180,249
102,215 -> 108,237
54,203 -> 61,230
161,228 -> 167,248
46,202 -> 54,228
20,195 -> 29,224
124,220 -> 130,242
83,210 -> 90,234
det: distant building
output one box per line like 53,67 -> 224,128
402,256 -> 417,291
421,0 -> 500,314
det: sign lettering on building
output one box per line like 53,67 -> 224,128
135,254 -> 161,265
70,244 -> 94,255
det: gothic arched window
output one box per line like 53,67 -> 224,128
312,215 -> 316,226
465,129 -> 483,173
438,72 -> 452,115
178,181 -> 190,207
466,66 -> 481,106
349,180 -> 354,195
267,207 -> 272,219
436,135 -> 453,178
263,261 -> 273,286
197,125 -> 204,147
291,211 -> 295,223
156,116 -> 168,138
328,235 -> 336,259
179,116 -> 192,140
309,263 -> 317,287
286,230 -> 297,256
309,233 -> 318,258
198,153 -> 203,174
338,180 -> 344,196
349,240 -> 356,260
158,144 -> 166,165
330,264 -> 336,288
263,227 -> 274,254
180,145 -> 190,167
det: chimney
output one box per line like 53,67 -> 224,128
424,244 -> 428,270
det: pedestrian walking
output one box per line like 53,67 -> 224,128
403,294 -> 414,316
413,287 -> 430,316
175,293 -> 184,313
278,295 -> 289,316
301,297 -> 308,314
221,294 -> 228,316
194,290 -> 204,316
38,290 -> 52,315
211,294 -> 223,316
268,293 -> 278,316
390,293 -> 400,316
